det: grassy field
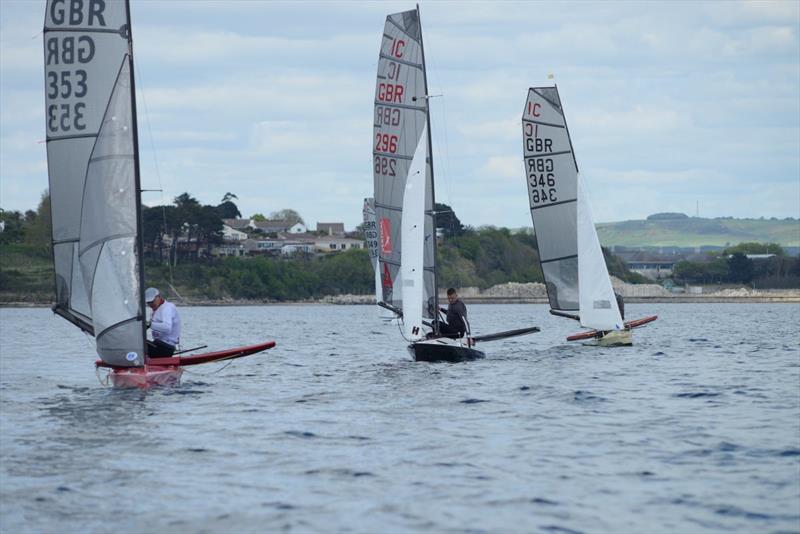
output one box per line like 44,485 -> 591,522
0,244 -> 53,303
596,217 -> 800,248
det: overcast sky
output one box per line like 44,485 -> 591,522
1,0 -> 798,229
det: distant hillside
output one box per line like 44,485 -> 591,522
596,214 -> 800,248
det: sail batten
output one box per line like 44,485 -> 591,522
44,0 -> 145,367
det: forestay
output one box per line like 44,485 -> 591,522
44,0 -> 146,366
522,87 -> 579,312
373,8 -> 436,324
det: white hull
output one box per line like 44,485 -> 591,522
595,329 -> 633,347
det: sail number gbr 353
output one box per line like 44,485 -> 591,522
45,0 -> 112,134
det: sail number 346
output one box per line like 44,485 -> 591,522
528,158 -> 557,204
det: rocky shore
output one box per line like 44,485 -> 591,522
3,280 -> 798,307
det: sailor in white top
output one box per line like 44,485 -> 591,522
145,287 -> 182,357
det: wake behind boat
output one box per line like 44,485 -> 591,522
43,0 -> 275,387
521,85 -> 656,345
372,7 -> 539,362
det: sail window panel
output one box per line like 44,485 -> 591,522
96,320 -> 145,367
543,258 -> 579,311
78,240 -> 100,312
533,202 -> 577,262
69,241 -> 92,319
52,243 -> 73,308
46,139 -> 95,241
524,89 -> 566,126
81,153 -> 136,249
88,237 -> 140,342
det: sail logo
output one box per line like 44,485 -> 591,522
380,218 -> 392,254
382,263 -> 393,289
125,352 -> 138,361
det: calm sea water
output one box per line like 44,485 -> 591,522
1,303 -> 798,533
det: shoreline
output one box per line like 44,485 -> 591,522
3,296 -> 799,308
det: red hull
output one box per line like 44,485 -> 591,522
567,315 -> 658,342
96,340 -> 276,389
109,365 -> 183,389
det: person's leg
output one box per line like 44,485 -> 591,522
438,322 -> 462,338
147,339 -> 176,357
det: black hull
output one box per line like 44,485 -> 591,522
410,342 -> 485,363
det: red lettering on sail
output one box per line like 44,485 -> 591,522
377,82 -> 404,103
380,218 -> 392,253
391,38 -> 405,58
528,102 -> 541,117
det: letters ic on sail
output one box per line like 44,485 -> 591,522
372,9 -> 436,320
522,87 -> 580,312
44,0 -> 146,366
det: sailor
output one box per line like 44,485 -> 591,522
145,287 -> 182,357
615,292 -> 625,320
438,287 -> 468,338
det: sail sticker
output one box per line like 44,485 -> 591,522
380,217 -> 392,253
125,352 -> 137,361
382,263 -> 393,289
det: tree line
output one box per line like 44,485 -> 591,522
672,243 -> 800,288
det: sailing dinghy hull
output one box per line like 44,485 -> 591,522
97,341 -> 276,389
566,315 -> 657,345
410,338 -> 485,363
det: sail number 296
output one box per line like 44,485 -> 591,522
375,133 -> 398,154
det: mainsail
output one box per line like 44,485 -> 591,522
362,198 -> 383,308
373,7 -> 437,327
522,86 -> 622,330
44,0 -> 146,366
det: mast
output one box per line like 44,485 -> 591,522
125,0 -> 148,356
416,4 -> 440,335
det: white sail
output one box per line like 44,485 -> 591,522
577,176 -> 623,330
400,126 -> 428,340
44,0 -> 145,366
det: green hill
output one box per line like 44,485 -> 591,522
596,214 -> 800,248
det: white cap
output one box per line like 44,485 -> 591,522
144,287 -> 160,303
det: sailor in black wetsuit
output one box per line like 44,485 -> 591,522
439,287 -> 468,338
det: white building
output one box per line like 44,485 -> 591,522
222,224 -> 248,241
313,236 -> 364,253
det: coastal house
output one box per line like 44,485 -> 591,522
222,224 -> 248,241
212,241 -> 247,257
317,222 -> 345,236
616,251 -> 678,280
281,241 -> 316,255
222,218 -> 255,231
313,235 -> 364,253
253,220 -> 307,234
